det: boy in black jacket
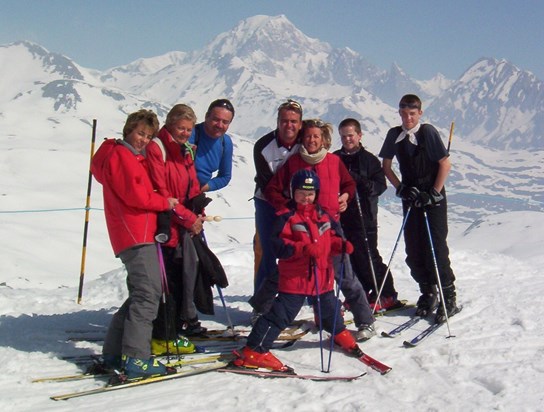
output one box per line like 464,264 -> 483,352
379,94 -> 459,324
334,118 -> 400,313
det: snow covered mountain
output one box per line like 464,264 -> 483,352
426,58 -> 544,150
0,15 -> 542,226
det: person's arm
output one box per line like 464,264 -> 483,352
206,136 -> 233,191
264,162 -> 291,211
338,160 -> 356,213
382,158 -> 401,190
433,156 -> 451,192
146,140 -> 171,197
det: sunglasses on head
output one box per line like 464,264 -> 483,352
304,119 -> 325,128
278,99 -> 303,113
399,102 -> 421,110
208,99 -> 235,115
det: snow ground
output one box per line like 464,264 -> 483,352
1,207 -> 543,411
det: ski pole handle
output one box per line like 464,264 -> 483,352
204,215 -> 223,222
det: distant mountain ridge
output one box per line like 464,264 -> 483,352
0,15 -> 542,224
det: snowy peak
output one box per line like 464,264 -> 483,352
0,41 -> 88,104
426,57 -> 544,149
202,14 -> 329,61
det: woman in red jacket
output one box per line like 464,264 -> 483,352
234,170 -> 361,371
91,109 -> 178,379
146,104 -> 208,350
264,119 -> 376,341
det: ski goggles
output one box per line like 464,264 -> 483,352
207,99 -> 235,116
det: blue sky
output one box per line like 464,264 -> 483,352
1,0 -> 543,80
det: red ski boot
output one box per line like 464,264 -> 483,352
333,329 -> 364,357
232,346 -> 291,372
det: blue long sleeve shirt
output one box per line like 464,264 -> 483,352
189,123 -> 233,192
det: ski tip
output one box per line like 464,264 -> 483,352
402,340 -> 416,348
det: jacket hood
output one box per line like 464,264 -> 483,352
90,139 -> 118,183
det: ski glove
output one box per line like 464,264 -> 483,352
349,171 -> 372,193
303,242 -> 324,258
396,184 -> 419,203
414,188 -> 444,208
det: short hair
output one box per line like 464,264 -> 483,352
122,109 -> 159,139
165,104 -> 197,127
206,99 -> 235,117
338,118 -> 362,134
399,94 -> 422,110
302,118 -> 333,150
277,99 -> 303,121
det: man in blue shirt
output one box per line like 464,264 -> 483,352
190,99 -> 235,192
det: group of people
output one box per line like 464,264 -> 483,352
92,92 -> 459,378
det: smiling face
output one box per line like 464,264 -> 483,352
293,188 -> 316,205
168,118 -> 194,145
302,126 -> 323,154
339,125 -> 362,153
277,108 -> 302,146
125,121 -> 155,153
204,107 -> 233,138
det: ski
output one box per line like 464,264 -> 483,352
357,352 -> 392,375
34,354 -> 232,383
66,324 -> 311,343
373,300 -> 415,317
61,338 -> 296,365
381,316 -> 422,338
50,362 -> 229,401
217,366 -> 365,381
403,306 -> 463,348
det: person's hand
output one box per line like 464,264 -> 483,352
189,216 -> 204,235
414,188 -> 444,208
396,184 -> 419,203
338,193 -> 349,212
303,242 -> 321,258
350,172 -> 372,192
167,197 -> 179,209
343,240 -> 354,255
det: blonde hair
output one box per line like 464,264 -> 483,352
165,104 -> 197,127
302,119 -> 333,150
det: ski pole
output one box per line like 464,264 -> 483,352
156,243 -> 178,363
423,210 -> 454,337
77,119 -> 97,304
374,206 -> 412,306
446,122 -> 455,154
312,258 -> 325,373
353,190 -> 380,312
198,229 -> 236,337
326,245 -> 347,373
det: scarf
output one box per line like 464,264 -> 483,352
300,146 -> 328,165
395,123 -> 421,145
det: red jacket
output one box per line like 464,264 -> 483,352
146,127 -> 202,247
91,139 -> 170,256
272,203 -> 345,295
264,153 -> 356,222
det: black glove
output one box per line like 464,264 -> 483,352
185,193 -> 212,214
349,171 -> 372,193
414,188 -> 444,208
396,184 -> 419,203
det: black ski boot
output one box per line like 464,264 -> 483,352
435,284 -> 460,324
415,283 -> 438,318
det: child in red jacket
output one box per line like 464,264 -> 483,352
234,170 -> 362,371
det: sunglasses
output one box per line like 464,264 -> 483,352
278,99 -> 303,114
208,99 -> 235,115
304,119 -> 325,128
399,102 -> 421,110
